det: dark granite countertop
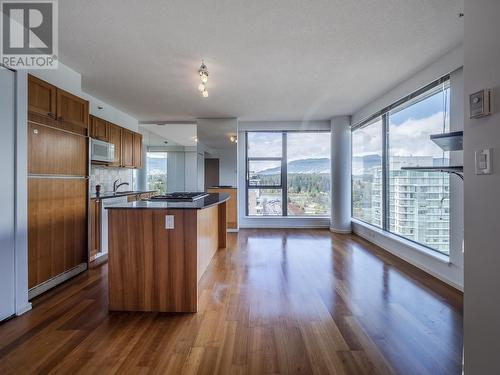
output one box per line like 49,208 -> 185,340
105,193 -> 230,210
91,190 -> 157,200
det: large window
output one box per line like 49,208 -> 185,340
246,131 -> 331,217
352,118 -> 383,227
147,152 -> 168,194
352,77 -> 451,255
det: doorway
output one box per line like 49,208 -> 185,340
204,158 -> 220,188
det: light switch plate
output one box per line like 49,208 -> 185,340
475,148 -> 492,175
165,215 -> 174,229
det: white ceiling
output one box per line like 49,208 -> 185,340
59,0 -> 464,122
141,124 -> 197,147
197,118 -> 237,150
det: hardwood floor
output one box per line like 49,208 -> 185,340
0,229 -> 463,374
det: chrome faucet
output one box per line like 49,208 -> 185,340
113,179 -> 129,193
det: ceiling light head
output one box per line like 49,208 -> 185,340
200,74 -> 208,84
198,60 -> 209,78
202,89 -> 209,98
198,83 -> 206,92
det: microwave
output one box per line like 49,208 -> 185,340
91,138 -> 115,163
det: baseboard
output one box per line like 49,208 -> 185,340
330,227 -> 352,234
90,253 -> 108,268
16,302 -> 32,316
28,263 -> 88,299
353,228 -> 463,291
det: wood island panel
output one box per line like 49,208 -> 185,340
108,204 -> 227,313
197,205 -> 219,282
108,209 -> 198,312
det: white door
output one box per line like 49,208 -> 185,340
0,67 -> 16,320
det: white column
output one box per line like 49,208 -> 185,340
330,116 -> 352,233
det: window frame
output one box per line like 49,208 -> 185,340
245,130 -> 331,217
351,75 -> 451,256
350,116 -> 384,228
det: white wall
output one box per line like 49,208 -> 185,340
350,52 -> 465,289
237,121 -> 331,228
463,1 -> 500,373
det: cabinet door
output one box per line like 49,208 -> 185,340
108,123 -> 122,167
28,122 -> 87,176
28,75 -> 57,118
90,115 -> 109,141
121,129 -> 134,167
133,132 -> 143,168
28,178 -> 87,288
56,88 -> 89,131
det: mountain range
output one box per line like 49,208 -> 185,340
258,158 -> 331,175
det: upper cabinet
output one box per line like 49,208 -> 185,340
56,89 -> 89,130
133,133 -> 143,169
89,115 -> 109,141
90,115 -> 142,169
28,75 -> 57,118
107,123 -> 122,167
28,75 -> 89,135
28,75 -> 143,169
121,129 -> 135,168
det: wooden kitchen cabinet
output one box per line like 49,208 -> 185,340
28,122 -> 88,176
56,88 -> 89,131
90,115 -> 109,141
108,122 -> 122,167
133,132 -> 143,168
90,199 -> 101,261
28,75 -> 57,118
121,129 -> 134,168
28,178 -> 87,289
28,75 -> 89,135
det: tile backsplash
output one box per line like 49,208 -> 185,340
90,166 -> 134,194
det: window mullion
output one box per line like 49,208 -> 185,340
382,113 -> 389,231
282,132 -> 288,216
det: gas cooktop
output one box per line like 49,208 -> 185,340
149,192 -> 210,201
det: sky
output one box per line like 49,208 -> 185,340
247,132 -> 331,172
353,88 -> 450,160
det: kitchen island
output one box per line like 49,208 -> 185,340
106,193 -> 229,313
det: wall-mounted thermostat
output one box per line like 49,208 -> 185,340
475,148 -> 492,175
469,89 -> 492,118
